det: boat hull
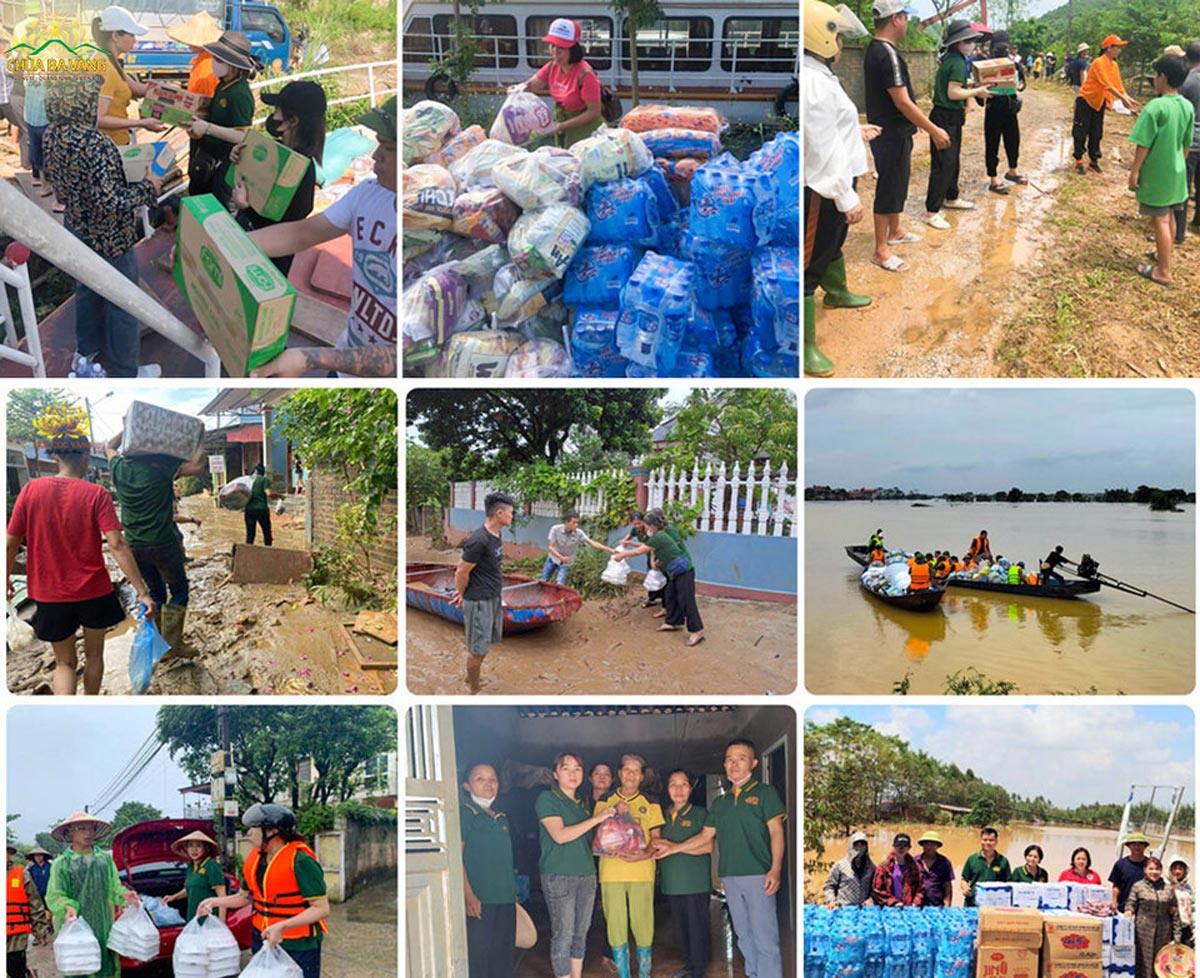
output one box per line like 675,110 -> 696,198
406,562 -> 584,633
858,581 -> 946,611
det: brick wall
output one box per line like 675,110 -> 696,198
308,470 -> 398,573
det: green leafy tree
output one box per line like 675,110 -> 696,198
108,801 -> 163,836
406,440 -> 450,540
34,833 -> 65,857
645,389 -> 797,473
6,814 -> 18,848
7,389 -> 76,443
611,0 -> 664,105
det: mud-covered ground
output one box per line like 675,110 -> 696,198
8,493 -> 396,696
406,538 -> 798,695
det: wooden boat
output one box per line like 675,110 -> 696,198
844,546 -> 1102,599
858,579 -> 946,612
406,562 -> 584,633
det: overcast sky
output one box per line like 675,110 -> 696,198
806,389 -> 1194,492
807,705 -> 1194,808
7,706 -> 192,844
908,0 -> 1065,25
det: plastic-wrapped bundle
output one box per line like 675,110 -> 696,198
139,894 -> 185,927
403,265 -> 468,369
748,131 -> 800,246
684,232 -> 752,310
569,309 -> 629,378
490,89 -> 556,145
401,164 -> 457,230
441,331 -> 524,378
450,140 -> 528,192
657,209 -> 689,259
751,247 -> 799,357
218,475 -> 255,511
619,104 -> 725,133
690,155 -> 775,249
451,189 -> 520,244
563,244 -> 640,310
120,401 -> 204,460
592,809 -> 644,855
617,251 -> 694,371
402,100 -> 461,164
106,904 -> 160,962
494,264 -> 562,328
658,157 -> 702,182
505,338 -> 572,377
200,914 -> 242,978
639,128 -> 722,160
664,350 -> 717,378
573,127 -> 654,190
639,164 -> 678,222
586,177 -> 659,246
55,918 -> 103,976
422,124 -> 486,168
507,205 -> 591,279
493,146 -> 583,209
682,306 -> 738,375
742,329 -> 797,379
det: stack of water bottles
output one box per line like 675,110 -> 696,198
804,905 -> 979,978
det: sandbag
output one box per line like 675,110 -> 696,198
490,89 -> 556,146
504,338 -> 572,378
492,146 -> 583,209
421,124 -> 486,168
441,331 -> 524,379
55,917 -> 103,976
402,100 -> 461,164
451,189 -> 520,244
563,244 -> 640,310
401,164 -> 457,230
585,178 -> 659,246
507,205 -> 590,279
449,139 -> 528,192
239,943 -> 304,978
619,104 -> 725,134
107,903 -> 160,962
218,475 -> 255,511
639,127 -> 722,160
572,127 -> 653,190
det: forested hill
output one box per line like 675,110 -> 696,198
1009,0 -> 1200,69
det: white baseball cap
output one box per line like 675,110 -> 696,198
542,17 -> 581,48
98,5 -> 148,35
872,0 -> 917,18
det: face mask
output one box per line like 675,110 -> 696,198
212,60 -> 230,79
468,793 -> 494,809
265,116 -> 285,140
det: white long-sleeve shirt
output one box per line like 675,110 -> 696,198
803,53 -> 870,213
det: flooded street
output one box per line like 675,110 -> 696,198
806,502 -> 1194,695
405,538 -> 797,695
806,823 -> 1196,902
8,493 -> 396,696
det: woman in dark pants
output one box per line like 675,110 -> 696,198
982,33 -> 1028,195
619,511 -> 666,610
613,511 -> 704,647
244,463 -> 275,546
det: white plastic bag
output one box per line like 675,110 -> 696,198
239,943 -> 304,978
55,916 -> 103,976
7,602 -> 36,652
173,914 -> 211,978
201,914 -> 243,978
218,475 -> 256,511
107,902 -> 161,962
274,498 -> 285,516
643,568 -> 667,592
601,555 -> 630,586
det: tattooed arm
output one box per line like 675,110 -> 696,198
249,344 -> 397,378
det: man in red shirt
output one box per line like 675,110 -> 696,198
6,407 -> 154,694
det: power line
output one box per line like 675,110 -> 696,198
90,733 -> 164,815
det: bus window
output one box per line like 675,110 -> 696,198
526,15 -> 613,71
621,18 -> 712,73
721,17 -> 799,72
403,15 -> 434,60
432,14 -> 519,69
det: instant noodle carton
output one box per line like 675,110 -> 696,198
1043,961 -> 1103,978
1043,916 -> 1104,962
120,142 -> 177,183
140,81 -> 210,127
972,57 -> 1020,91
175,195 -> 295,377
225,130 -> 312,221
977,947 -> 1038,978
977,908 -> 1044,949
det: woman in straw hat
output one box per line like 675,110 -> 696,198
45,811 -> 140,978
164,830 -> 226,922
165,11 -> 223,99
186,30 -> 261,200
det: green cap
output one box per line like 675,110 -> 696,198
358,95 -> 397,143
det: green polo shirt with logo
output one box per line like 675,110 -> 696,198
460,800 -> 516,904
110,455 -> 179,547
535,787 -> 596,877
706,780 -> 787,878
660,804 -> 712,895
962,850 -> 1012,906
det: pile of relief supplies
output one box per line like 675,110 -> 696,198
400,95 -> 799,378
860,551 -> 912,596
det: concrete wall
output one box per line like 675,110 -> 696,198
445,509 -> 797,602
309,471 -> 398,573
834,46 -> 938,114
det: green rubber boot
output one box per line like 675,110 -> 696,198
820,256 -> 872,308
804,295 -> 835,377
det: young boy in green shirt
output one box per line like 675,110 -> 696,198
1130,54 -> 1196,286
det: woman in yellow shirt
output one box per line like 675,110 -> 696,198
92,5 -> 167,146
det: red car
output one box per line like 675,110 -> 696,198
111,818 -> 254,970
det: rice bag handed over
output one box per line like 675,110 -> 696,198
592,807 -> 645,855
449,139 -> 528,192
689,156 -> 774,249
639,128 -> 722,160
492,146 -> 583,209
402,264 -> 469,368
748,131 -> 799,246
441,330 -> 524,379
573,126 -> 654,190
507,205 -> 591,279
402,100 -> 461,164
585,178 -> 659,247
421,124 -> 486,168
563,244 -> 640,310
490,89 -> 556,146
504,338 -> 572,378
451,189 -> 520,244
619,104 -> 725,133
401,164 -> 457,230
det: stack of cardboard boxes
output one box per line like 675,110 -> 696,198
977,908 -> 1133,978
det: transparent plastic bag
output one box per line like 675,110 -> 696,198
7,601 -> 36,652
129,609 -> 171,696
173,915 -> 211,978
107,902 -> 161,962
489,89 -> 555,146
421,124 -> 485,168
402,100 -> 461,164
218,475 -> 255,511
449,140 -> 528,192
573,127 -> 653,191
239,943 -> 304,978
601,554 -> 631,586
55,916 -> 103,976
441,331 -> 524,379
492,147 -> 583,209
643,568 -> 667,591
503,338 -> 572,378
451,189 -> 520,244
592,808 -> 645,855
401,164 -> 457,231
201,914 -> 242,978
507,205 -> 590,279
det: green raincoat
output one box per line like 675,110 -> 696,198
45,848 -> 128,978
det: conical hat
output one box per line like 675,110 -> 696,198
165,11 -> 221,47
50,810 -> 113,843
1156,944 -> 1195,978
171,830 -> 219,858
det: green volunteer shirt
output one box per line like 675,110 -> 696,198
961,850 -> 1012,906
110,455 -> 179,547
659,804 -> 712,896
706,780 -> 787,878
933,49 -> 969,113
535,787 -> 596,877
240,847 -> 327,951
647,529 -> 692,574
1129,94 -> 1196,207
184,857 -> 226,921
460,800 -> 516,905
247,475 -> 270,512
202,77 -> 255,156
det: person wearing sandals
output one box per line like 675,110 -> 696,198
92,6 -> 168,146
187,31 -> 260,202
922,21 -> 992,232
611,511 -> 704,647
164,831 -> 227,923
982,32 -> 1029,196
618,512 -> 666,609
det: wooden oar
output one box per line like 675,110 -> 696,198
1065,559 -> 1195,614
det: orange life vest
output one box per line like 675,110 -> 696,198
910,562 -> 931,590
7,866 -> 31,937
870,548 -> 885,563
243,841 -> 328,942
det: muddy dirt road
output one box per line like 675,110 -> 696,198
8,493 -> 396,696
405,538 -> 797,695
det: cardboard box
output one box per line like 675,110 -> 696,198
1039,884 -> 1071,910
978,907 -> 1045,949
120,141 -> 177,183
175,194 -> 295,377
1044,916 -> 1104,962
977,882 -> 1015,907
1070,884 -> 1115,912
1044,960 -> 1104,978
1011,884 -> 1042,908
972,56 -> 1019,89
141,80 -> 210,127
225,129 -> 313,222
978,946 -> 1039,978
120,401 -> 205,460
1105,916 -> 1135,948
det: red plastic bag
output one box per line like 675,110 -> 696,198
593,808 -> 645,856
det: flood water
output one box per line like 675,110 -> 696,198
806,823 -> 1197,902
805,502 -> 1195,695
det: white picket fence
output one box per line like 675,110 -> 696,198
451,460 -> 797,538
